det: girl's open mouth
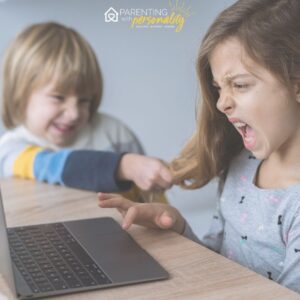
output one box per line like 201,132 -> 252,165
231,121 -> 257,151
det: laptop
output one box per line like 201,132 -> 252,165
0,192 -> 169,299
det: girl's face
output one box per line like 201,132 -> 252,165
24,81 -> 91,147
209,37 -> 300,160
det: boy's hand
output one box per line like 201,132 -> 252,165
98,193 -> 185,234
117,153 -> 173,191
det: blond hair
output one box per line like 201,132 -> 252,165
171,0 -> 300,189
2,22 -> 102,128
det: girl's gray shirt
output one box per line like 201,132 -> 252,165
183,149 -> 300,294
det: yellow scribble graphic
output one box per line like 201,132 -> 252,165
168,0 -> 192,18
130,0 -> 193,32
131,12 -> 185,32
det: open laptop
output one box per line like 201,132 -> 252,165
0,192 -> 169,299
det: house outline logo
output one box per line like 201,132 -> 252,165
104,7 -> 119,22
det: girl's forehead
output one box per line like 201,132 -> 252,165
209,38 -> 245,66
209,43 -> 284,89
209,38 -> 268,83
209,39 -> 248,80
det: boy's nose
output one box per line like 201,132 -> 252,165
216,92 -> 235,115
64,103 -> 80,121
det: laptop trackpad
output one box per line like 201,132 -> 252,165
64,217 -> 167,283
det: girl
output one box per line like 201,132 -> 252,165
0,22 -> 172,200
99,0 -> 300,293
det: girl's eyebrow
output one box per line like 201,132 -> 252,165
225,73 -> 252,81
212,73 -> 252,86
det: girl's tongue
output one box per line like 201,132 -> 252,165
242,125 -> 256,150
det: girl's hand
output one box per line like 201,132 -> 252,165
98,193 -> 185,234
116,154 -> 173,191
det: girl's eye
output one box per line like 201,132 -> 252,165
233,83 -> 249,90
213,85 -> 221,92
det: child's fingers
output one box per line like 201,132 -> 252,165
150,166 -> 173,190
121,204 -> 160,230
98,196 -> 133,211
116,207 -> 126,217
157,211 -> 174,229
121,204 -> 175,231
97,192 -> 120,200
160,168 -> 173,188
122,206 -> 138,230
157,175 -> 173,189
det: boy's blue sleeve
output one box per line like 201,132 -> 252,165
61,150 -> 132,192
34,149 -> 71,185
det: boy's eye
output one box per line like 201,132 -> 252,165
79,97 -> 91,104
51,94 -> 65,101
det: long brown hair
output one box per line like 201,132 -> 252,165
170,0 -> 300,189
2,22 -> 102,128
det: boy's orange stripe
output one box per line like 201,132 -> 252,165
13,145 -> 42,179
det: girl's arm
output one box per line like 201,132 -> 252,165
98,193 -> 224,249
176,200 -> 225,250
200,201 -> 225,253
277,210 -> 300,294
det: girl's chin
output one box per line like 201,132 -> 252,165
250,146 -> 271,160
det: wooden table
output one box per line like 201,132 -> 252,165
0,178 -> 299,300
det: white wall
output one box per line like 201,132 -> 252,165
0,0 -> 235,238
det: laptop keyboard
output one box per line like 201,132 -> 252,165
8,223 -> 112,294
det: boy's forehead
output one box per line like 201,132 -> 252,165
33,67 -> 98,97
40,76 -> 88,94
33,79 -> 81,96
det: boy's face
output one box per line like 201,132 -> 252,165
209,37 -> 300,160
24,82 -> 91,147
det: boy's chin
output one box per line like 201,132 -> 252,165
50,134 -> 77,147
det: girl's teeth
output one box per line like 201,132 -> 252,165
234,122 -> 246,128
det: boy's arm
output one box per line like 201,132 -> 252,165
0,143 -> 131,192
61,149 -> 131,191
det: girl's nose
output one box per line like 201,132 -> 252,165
216,91 -> 235,115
